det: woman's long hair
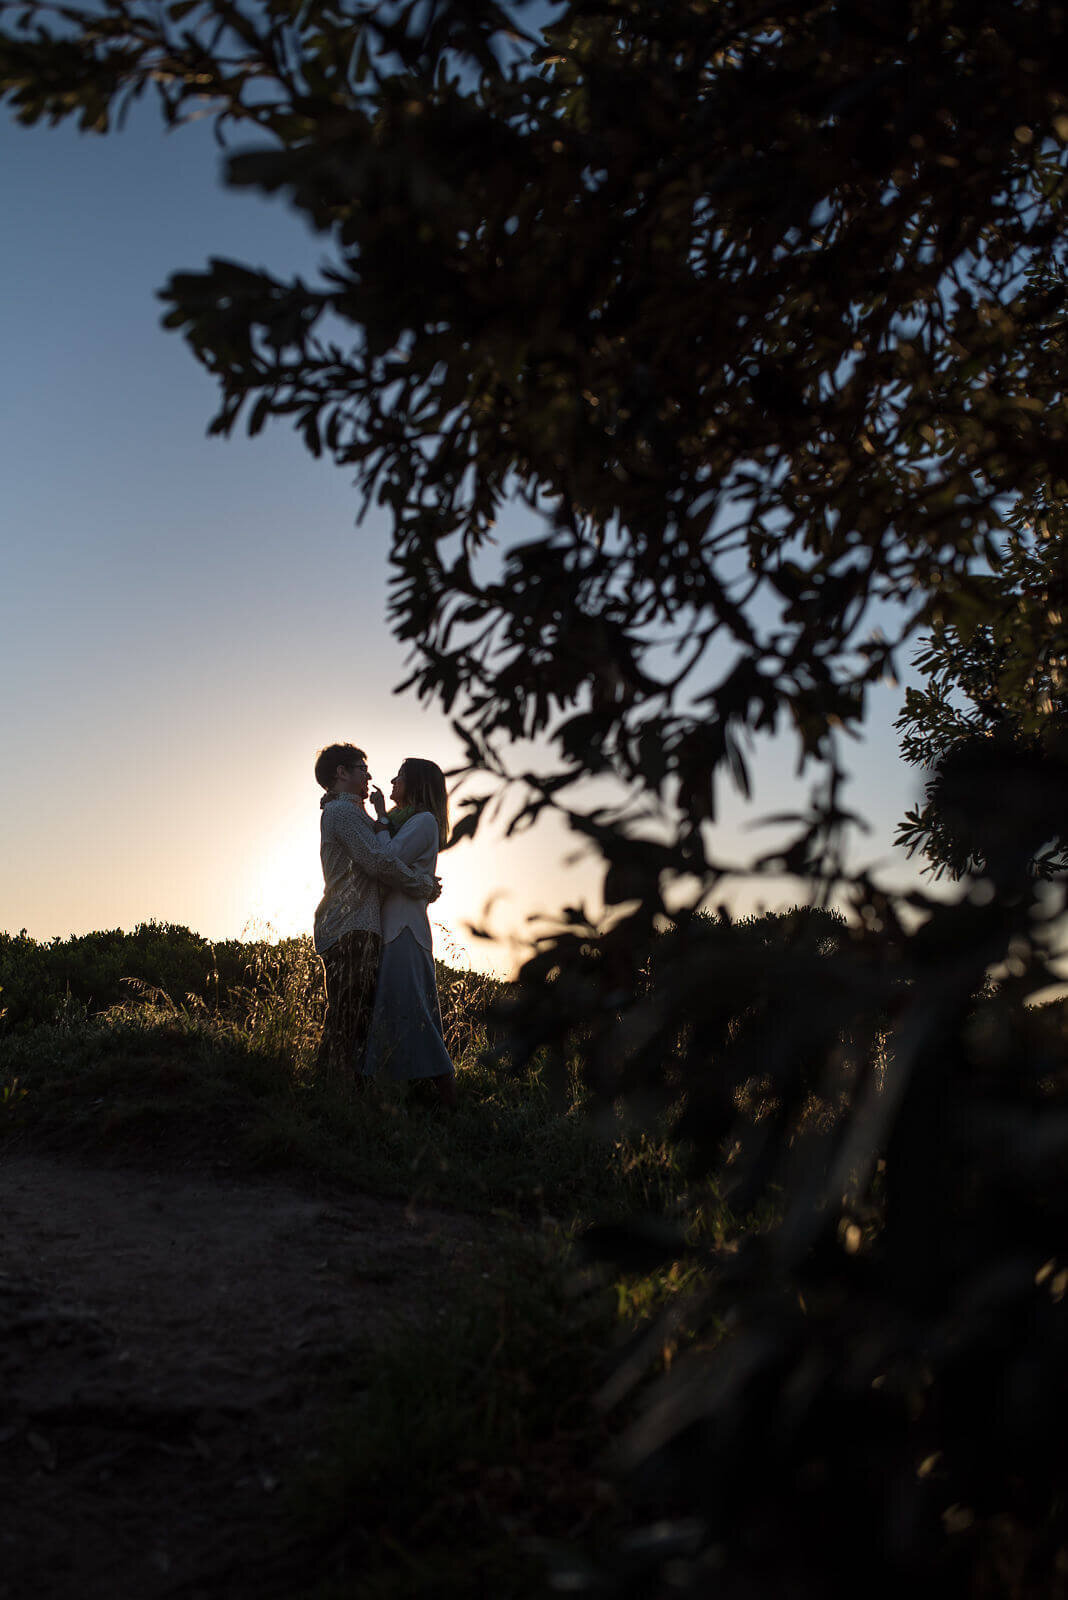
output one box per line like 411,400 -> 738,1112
401,758 -> 450,846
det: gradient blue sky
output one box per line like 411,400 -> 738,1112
1,101 -> 934,974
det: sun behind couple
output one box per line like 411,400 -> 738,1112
312,742 -> 455,1109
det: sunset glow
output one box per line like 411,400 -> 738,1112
1,111 -> 924,977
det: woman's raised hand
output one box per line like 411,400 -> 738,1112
369,785 -> 386,817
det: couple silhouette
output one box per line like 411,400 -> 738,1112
312,744 -> 456,1109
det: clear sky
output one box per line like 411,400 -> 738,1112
1,101 -> 933,975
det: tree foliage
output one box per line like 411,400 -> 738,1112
5,0 -> 1068,855
5,1 -> 1068,1591
896,490 -> 1068,879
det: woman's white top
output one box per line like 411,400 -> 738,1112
379,812 -> 440,950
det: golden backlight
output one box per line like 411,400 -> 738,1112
241,807 -> 557,978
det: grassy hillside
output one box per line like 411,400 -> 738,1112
0,923 -> 735,1598
6,919 -> 1064,1597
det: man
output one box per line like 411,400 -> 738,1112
313,742 -> 439,1078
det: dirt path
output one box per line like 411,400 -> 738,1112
0,1152 -> 487,1600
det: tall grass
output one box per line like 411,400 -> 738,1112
285,1229 -> 625,1600
0,923 -> 506,1051
0,929 -> 708,1227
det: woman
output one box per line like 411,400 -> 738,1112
364,758 -> 456,1107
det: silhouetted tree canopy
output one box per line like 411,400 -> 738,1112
896,498 -> 1068,879
4,0 -> 1068,863
5,2 -> 1068,1592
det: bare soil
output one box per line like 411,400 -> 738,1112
0,1151 -> 489,1600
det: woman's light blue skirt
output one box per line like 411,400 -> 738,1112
364,929 -> 455,1081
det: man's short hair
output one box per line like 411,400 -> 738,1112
314,743 -> 366,790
